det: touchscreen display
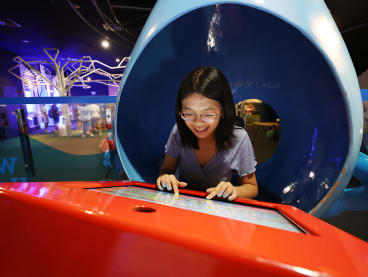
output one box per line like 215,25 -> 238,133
90,186 -> 302,233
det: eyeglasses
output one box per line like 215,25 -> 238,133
179,111 -> 221,122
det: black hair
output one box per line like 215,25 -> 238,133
175,67 -> 236,151
234,116 -> 245,128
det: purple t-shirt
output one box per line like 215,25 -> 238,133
165,124 -> 257,190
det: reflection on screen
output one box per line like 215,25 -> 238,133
92,186 -> 302,233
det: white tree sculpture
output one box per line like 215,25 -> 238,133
8,48 -> 129,137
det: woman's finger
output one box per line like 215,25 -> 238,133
216,182 -> 228,197
206,190 -> 217,200
223,185 -> 233,198
172,180 -> 179,196
178,182 -> 187,188
228,190 -> 237,201
157,178 -> 163,190
206,187 -> 216,193
167,175 -> 179,196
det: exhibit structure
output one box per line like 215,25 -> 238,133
0,181 -> 367,276
116,0 -> 363,216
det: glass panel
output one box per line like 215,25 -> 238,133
90,185 -> 303,233
0,104 -> 27,182
0,103 -> 125,182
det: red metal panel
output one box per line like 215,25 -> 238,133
0,181 -> 367,276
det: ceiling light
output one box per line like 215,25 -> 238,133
101,40 -> 110,48
116,58 -> 120,62
87,77 -> 91,81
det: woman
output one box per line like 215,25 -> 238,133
157,67 -> 258,201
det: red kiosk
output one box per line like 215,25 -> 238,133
0,181 -> 367,276
1,0 -> 367,276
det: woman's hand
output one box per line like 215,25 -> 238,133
206,181 -> 237,201
156,174 -> 187,196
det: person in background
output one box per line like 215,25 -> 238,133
78,104 -> 92,137
90,104 -> 102,135
50,104 -> 60,133
0,113 -> 8,140
243,102 -> 255,126
41,105 -> 49,132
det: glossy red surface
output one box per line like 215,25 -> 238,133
0,181 -> 367,277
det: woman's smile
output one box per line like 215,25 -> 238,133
193,126 -> 209,136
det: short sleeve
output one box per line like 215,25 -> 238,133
165,125 -> 181,160
235,130 -> 257,177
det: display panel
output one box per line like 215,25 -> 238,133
90,186 -> 303,233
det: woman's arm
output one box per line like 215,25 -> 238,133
157,154 -> 187,196
235,172 -> 258,199
159,154 -> 178,176
206,172 -> 258,201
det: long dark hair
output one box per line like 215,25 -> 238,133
175,67 -> 236,151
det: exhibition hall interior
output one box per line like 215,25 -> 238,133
0,1 -> 367,276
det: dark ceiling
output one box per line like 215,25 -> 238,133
0,0 -> 156,64
0,0 -> 367,75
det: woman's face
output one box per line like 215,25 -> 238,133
181,93 -> 222,140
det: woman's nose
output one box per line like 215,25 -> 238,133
192,115 -> 204,123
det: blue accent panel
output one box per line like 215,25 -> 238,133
353,152 -> 368,186
116,0 -> 362,216
323,152 -> 368,218
361,89 -> 368,101
0,96 -> 117,104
